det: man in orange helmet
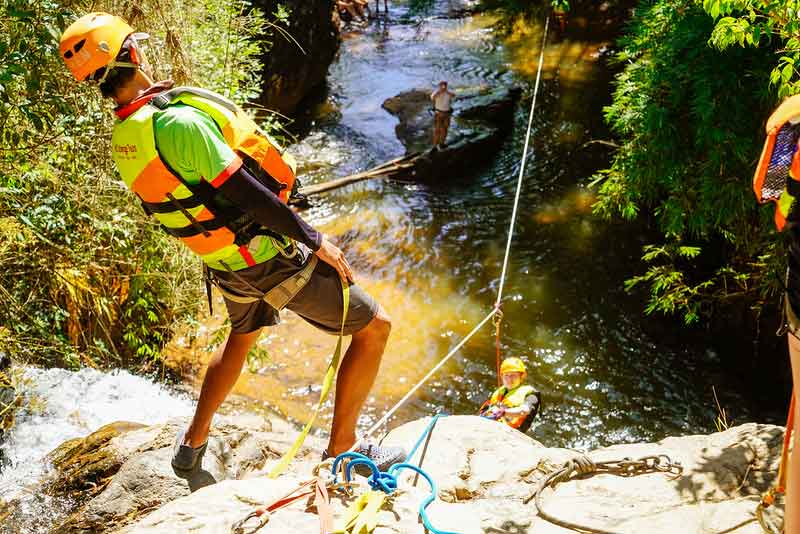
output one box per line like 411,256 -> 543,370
479,357 -> 540,432
60,13 -> 405,475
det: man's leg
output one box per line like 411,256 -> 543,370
326,306 -> 392,455
433,114 -> 441,146
184,329 -> 262,448
441,114 -> 451,145
787,332 -> 800,534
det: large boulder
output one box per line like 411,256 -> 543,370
112,417 -> 783,534
253,1 -> 341,116
45,416 -> 325,533
381,85 -> 520,181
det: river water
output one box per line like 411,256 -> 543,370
0,2 -> 759,529
184,0 -> 757,450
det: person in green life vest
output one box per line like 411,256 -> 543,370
59,12 -> 406,476
479,357 -> 540,432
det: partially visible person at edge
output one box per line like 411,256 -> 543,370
375,0 -> 388,16
430,80 -> 455,149
754,95 -> 800,534
338,0 -> 370,23
59,13 -> 406,476
479,357 -> 540,432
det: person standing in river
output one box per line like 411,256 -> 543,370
753,94 -> 800,534
59,12 -> 405,476
431,80 -> 455,149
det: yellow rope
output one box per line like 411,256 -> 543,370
268,281 -> 350,479
332,490 -> 386,534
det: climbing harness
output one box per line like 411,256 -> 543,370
210,254 -> 318,312
330,414 -> 458,534
478,383 -> 540,431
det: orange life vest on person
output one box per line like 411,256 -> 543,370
479,384 -> 539,431
112,86 -> 298,271
754,94 -> 800,231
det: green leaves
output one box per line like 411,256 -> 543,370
703,0 -> 800,96
0,0 -> 277,369
594,0 -> 778,324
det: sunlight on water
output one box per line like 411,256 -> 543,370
168,0 -> 737,452
532,187 -> 595,225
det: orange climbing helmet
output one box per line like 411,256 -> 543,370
60,12 -> 138,82
500,357 -> 527,377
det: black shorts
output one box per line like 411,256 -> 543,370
211,247 -> 380,335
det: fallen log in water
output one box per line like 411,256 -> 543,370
297,152 -> 420,197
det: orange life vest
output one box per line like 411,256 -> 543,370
112,86 -> 297,271
479,384 -> 539,431
754,94 -> 800,231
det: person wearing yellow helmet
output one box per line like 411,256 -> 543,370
479,357 -> 540,432
59,13 -> 405,476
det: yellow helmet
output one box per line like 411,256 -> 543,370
500,357 -> 526,376
60,12 -> 134,81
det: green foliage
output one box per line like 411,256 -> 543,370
593,0 -> 782,323
0,0 -> 281,369
703,0 -> 800,97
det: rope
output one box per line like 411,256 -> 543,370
268,281 -> 349,479
494,307 -> 503,386
494,15 -> 549,308
346,10 -> 550,453
524,454 -> 772,534
356,310 -> 495,445
331,415 -> 458,534
406,413 -> 445,464
411,414 -> 442,487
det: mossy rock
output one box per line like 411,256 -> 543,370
46,421 -> 148,497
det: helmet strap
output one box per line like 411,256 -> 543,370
95,60 -> 140,84
94,34 -> 148,85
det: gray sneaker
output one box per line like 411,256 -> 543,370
171,428 -> 208,474
323,442 -> 407,477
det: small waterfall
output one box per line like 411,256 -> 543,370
0,367 -> 192,530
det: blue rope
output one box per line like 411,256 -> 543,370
405,413 -> 445,465
387,463 -> 460,534
331,414 -> 459,534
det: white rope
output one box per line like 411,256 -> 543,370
358,309 -> 497,444
495,15 -> 549,307
354,16 -> 551,446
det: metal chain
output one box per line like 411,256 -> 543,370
524,454 -> 774,534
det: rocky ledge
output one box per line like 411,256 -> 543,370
43,416 -> 784,533
382,85 -> 521,181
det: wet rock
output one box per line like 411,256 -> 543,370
253,1 -> 341,116
113,417 -> 781,534
46,415 -> 325,533
382,85 -> 520,181
0,360 -> 18,471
